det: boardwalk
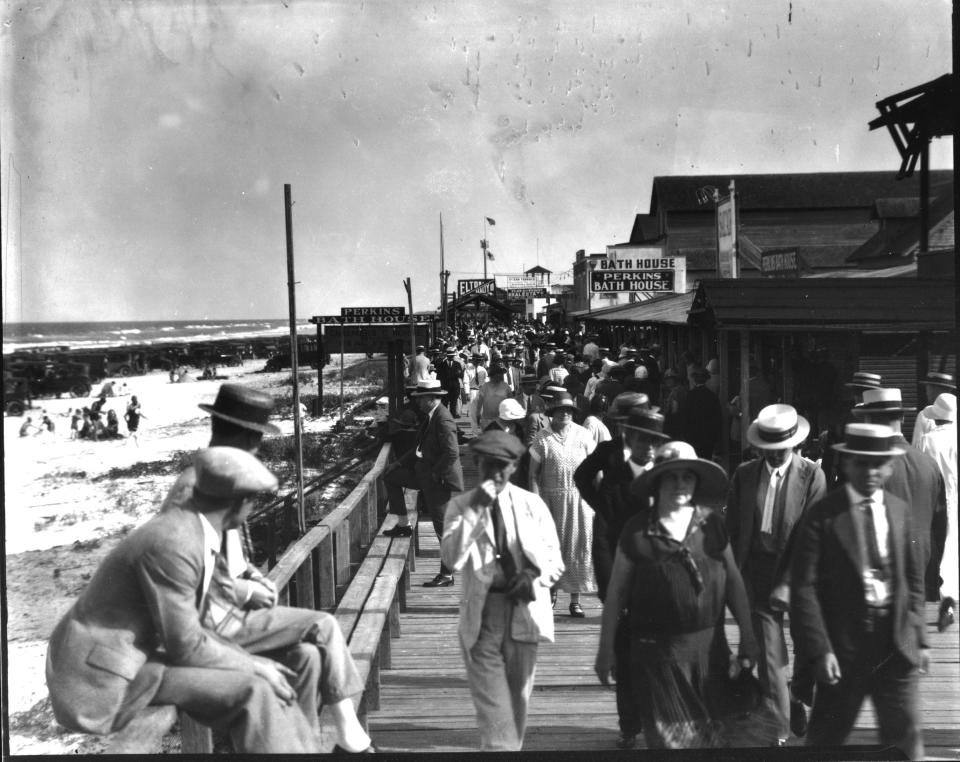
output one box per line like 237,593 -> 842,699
366,409 -> 960,757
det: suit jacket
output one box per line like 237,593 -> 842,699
45,503 -> 257,734
574,437 -> 643,545
441,484 -> 564,653
680,384 -> 723,458
884,433 -> 947,568
790,488 -> 927,675
399,403 -> 464,491
725,452 -> 827,590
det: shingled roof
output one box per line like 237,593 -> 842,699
649,171 -> 953,214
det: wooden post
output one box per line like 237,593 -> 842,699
739,331 -> 750,460
403,277 -> 416,380
284,184 -> 306,536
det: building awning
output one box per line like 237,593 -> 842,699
689,278 -> 954,331
572,291 -> 695,324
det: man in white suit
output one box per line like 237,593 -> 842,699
441,430 -> 564,751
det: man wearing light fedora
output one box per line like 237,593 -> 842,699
852,387 -> 947,606
790,423 -> 927,760
725,404 -> 826,745
382,378 -> 464,586
911,372 -> 956,447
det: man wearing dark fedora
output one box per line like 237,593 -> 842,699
680,365 -> 723,459
790,423 -> 928,760
441,430 -> 563,751
574,403 -> 667,750
852,388 -> 947,608
47,448 -> 373,753
725,404 -> 826,745
161,382 -> 283,609
382,378 -> 464,587
435,345 -> 465,417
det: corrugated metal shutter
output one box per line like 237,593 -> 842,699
858,355 -> 918,440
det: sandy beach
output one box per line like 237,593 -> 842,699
3,355 -> 384,754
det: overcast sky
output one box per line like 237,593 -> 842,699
1,0 -> 953,323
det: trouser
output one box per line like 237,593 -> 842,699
383,458 -> 453,575
462,592 -> 539,751
807,617 -> 923,760
614,613 -> 640,737
591,513 -> 613,603
751,606 -> 790,739
152,608 -> 363,753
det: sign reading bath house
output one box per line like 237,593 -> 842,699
591,247 -> 686,294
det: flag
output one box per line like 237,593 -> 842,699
487,251 -> 495,261
486,217 -> 496,226
480,239 -> 487,249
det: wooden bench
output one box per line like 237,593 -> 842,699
103,442 -> 414,753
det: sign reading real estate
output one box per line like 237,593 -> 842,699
591,249 -> 686,294
717,191 -> 738,279
457,279 -> 495,296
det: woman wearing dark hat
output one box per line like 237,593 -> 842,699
529,391 -> 598,617
595,441 -> 759,748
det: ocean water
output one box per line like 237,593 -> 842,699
2,319 -> 315,354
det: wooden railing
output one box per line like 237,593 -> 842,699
105,441 -> 412,754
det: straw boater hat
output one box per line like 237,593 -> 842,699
924,372 -> 956,392
831,423 -> 905,457
851,388 -> 904,417
409,379 -> 447,397
546,391 -> 579,414
746,404 -> 810,450
199,383 -> 281,435
844,371 -> 882,391
630,441 -> 728,504
929,393 -> 957,422
619,408 -> 669,440
445,346 -> 458,356
498,398 -> 526,421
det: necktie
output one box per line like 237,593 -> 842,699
490,498 -> 518,581
761,470 -> 780,534
861,500 -> 884,572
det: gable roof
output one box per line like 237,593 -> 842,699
649,171 -> 953,215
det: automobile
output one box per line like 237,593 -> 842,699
5,360 -> 93,399
3,373 -> 31,416
105,351 -> 147,377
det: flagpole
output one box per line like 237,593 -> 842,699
482,216 -> 487,280
439,212 -> 446,332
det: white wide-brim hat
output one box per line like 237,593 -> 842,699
746,404 -> 810,450
409,379 -> 447,397
930,393 -> 957,423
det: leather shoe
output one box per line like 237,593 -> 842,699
382,524 -> 413,538
938,596 -> 956,632
423,574 -> 454,587
616,733 -> 637,750
790,697 -> 808,738
569,602 -> 585,618
332,743 -> 377,754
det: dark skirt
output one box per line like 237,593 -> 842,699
630,625 -> 727,749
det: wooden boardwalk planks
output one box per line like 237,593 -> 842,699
367,524 -> 960,757
366,404 -> 960,757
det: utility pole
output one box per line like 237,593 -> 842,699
284,184 -> 306,536
403,277 -> 416,379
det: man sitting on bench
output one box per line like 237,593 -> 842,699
45,447 -> 374,754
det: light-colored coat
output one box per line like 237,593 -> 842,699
441,483 -> 564,654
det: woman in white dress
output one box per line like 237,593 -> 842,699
529,391 -> 597,616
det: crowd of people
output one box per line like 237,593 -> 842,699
387,319 -> 955,756
41,319 -> 956,756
